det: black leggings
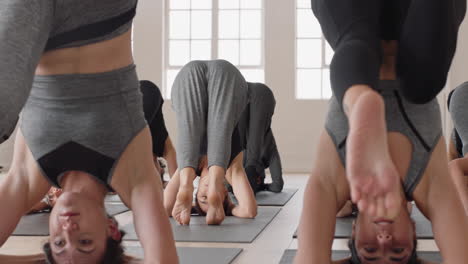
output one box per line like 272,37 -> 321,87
312,0 -> 466,105
140,80 -> 169,157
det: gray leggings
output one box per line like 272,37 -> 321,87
0,1 -> 54,143
241,82 -> 277,169
449,82 -> 468,156
171,60 -> 249,170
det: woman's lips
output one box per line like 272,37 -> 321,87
374,218 -> 394,224
60,212 -> 80,217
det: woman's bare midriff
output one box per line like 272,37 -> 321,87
35,30 -> 133,75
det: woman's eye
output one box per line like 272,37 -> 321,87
79,239 -> 92,245
392,248 -> 404,254
54,240 -> 65,247
364,248 -> 377,253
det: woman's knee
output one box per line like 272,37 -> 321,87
330,39 -> 381,101
399,72 -> 448,104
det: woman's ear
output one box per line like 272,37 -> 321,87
107,218 -> 122,242
351,220 -> 356,238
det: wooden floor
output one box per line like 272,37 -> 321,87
0,174 -> 439,263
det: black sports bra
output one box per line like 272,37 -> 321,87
45,2 -> 137,51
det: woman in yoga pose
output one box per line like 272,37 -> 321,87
0,1 -> 177,263
446,84 -> 468,214
295,41 -> 468,263
28,80 -> 178,214
164,60 -> 261,225
238,82 -> 284,194
295,0 -> 468,260
309,0 -> 466,217
139,80 -> 178,179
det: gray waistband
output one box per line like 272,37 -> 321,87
31,64 -> 138,99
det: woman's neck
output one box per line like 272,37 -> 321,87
61,171 -> 107,202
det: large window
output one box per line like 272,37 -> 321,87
165,0 -> 264,98
295,0 -> 333,100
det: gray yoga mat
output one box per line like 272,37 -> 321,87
230,188 -> 298,206
123,207 -> 281,243
279,249 -> 442,263
126,246 -> 242,264
105,202 -> 129,216
12,213 -> 50,236
12,203 -> 129,236
293,207 -> 433,239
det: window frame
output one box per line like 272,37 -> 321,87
295,1 -> 332,100
163,0 -> 265,98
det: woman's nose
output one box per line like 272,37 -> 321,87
377,232 -> 392,245
60,218 -> 79,232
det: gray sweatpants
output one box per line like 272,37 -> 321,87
449,82 -> 468,156
171,60 -> 249,170
0,1 -> 54,143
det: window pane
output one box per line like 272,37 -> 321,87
169,40 -> 190,66
166,69 -> 180,99
325,42 -> 334,66
169,11 -> 190,39
297,9 -> 321,38
192,0 -> 212,9
322,69 -> 332,99
240,10 -> 261,39
240,0 -> 262,9
191,11 -> 211,39
240,40 -> 261,65
218,40 -> 239,65
191,40 -> 211,60
240,69 -> 264,83
219,0 -> 239,9
170,0 -> 190,9
219,10 -> 239,39
297,39 -> 322,68
297,69 -> 322,99
296,0 -> 311,9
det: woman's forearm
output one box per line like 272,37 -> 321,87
230,156 -> 257,218
0,253 -> 45,263
131,178 -> 178,263
448,160 -> 468,214
163,137 -> 178,177
295,176 -> 338,263
163,170 -> 181,216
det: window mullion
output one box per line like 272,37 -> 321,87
164,0 -> 170,97
212,0 -> 218,59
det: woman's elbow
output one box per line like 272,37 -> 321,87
244,206 -> 257,218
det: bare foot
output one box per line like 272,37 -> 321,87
206,191 -> 225,225
172,185 -> 194,225
206,170 -> 226,225
345,90 -> 402,219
